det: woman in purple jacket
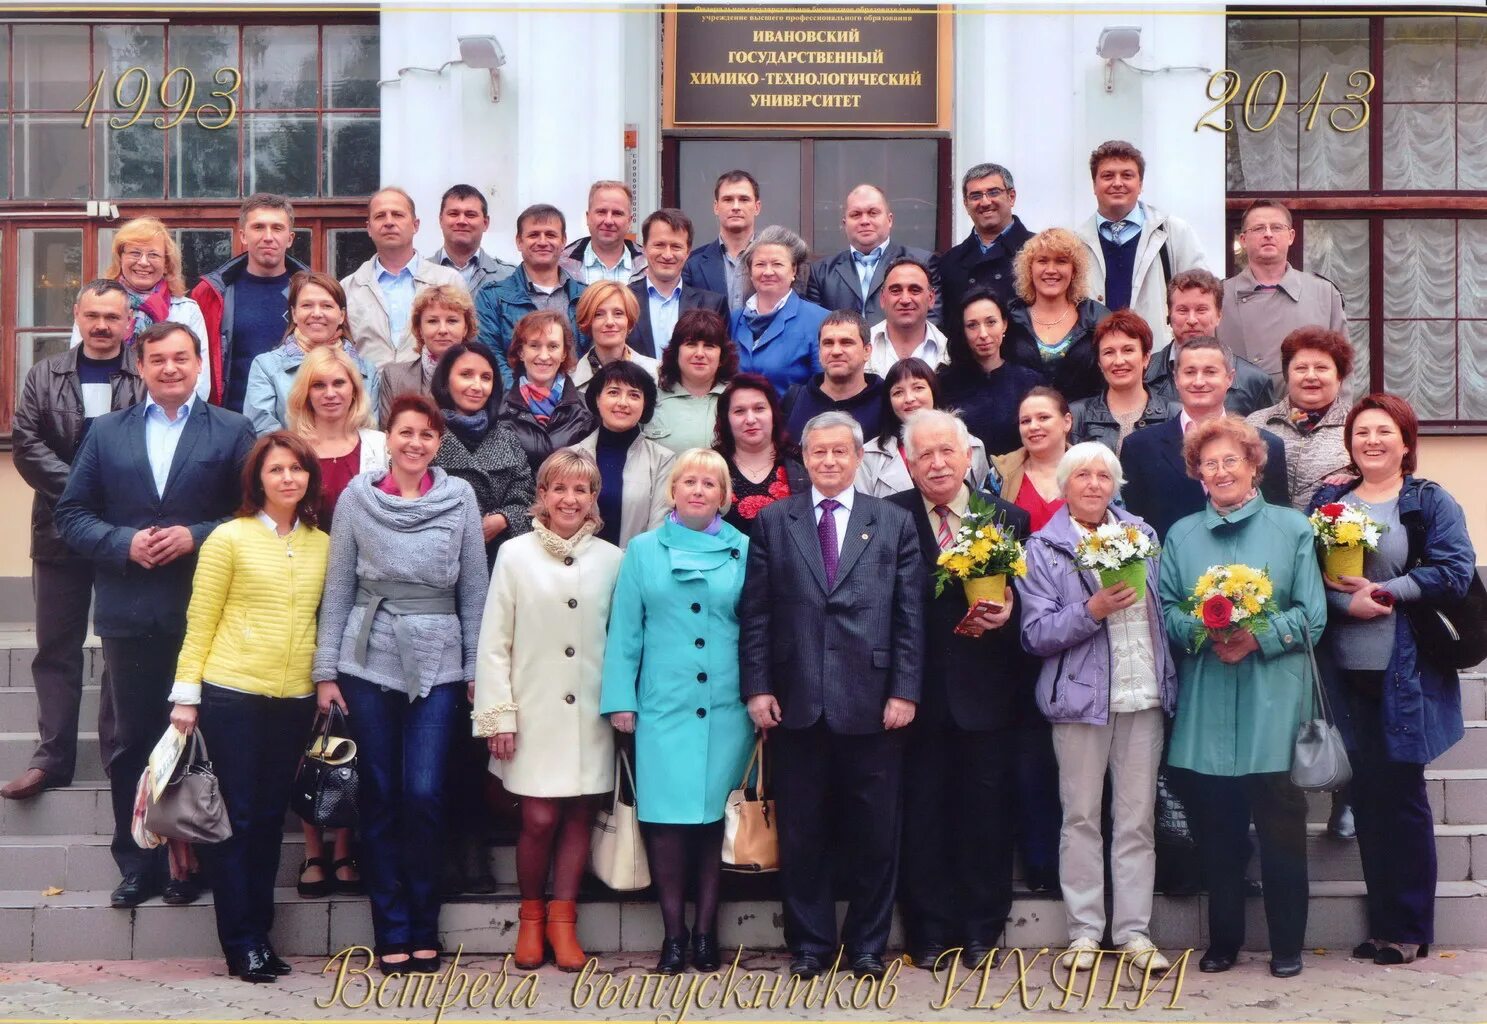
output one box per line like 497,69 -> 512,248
1019,441 -> 1177,976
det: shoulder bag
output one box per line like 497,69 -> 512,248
291,705 -> 360,828
1291,634 -> 1352,792
143,729 -> 234,843
1401,486 -> 1487,671
722,737 -> 779,872
590,748 -> 650,891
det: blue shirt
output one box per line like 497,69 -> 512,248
851,240 -> 887,302
226,269 -> 292,413
143,393 -> 196,497
977,223 -> 1014,256
372,252 -> 419,344
647,281 -> 683,355
1097,202 -> 1146,246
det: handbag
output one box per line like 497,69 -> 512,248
722,737 -> 779,872
1400,484 -> 1487,671
1153,765 -> 1194,848
1291,634 -> 1352,792
590,749 -> 650,891
142,729 -> 233,843
291,705 -> 360,829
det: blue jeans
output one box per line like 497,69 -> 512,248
339,675 -> 462,951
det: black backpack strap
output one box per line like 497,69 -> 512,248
1158,240 -> 1173,290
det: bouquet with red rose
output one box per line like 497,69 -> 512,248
1178,563 -> 1275,652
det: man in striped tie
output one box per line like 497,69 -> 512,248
884,408 -> 1032,971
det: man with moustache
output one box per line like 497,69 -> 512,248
1146,269 -> 1276,417
475,203 -> 589,388
561,180 -> 647,284
626,209 -> 728,358
887,408 -> 1029,969
341,187 -> 466,368
866,258 -> 947,377
782,312 -> 885,442
2,281 -> 147,802
431,183 -> 517,293
55,321 -> 255,907
806,184 -> 942,327
938,163 -> 1034,329
739,411 -> 924,980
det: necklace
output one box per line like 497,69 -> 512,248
734,449 -> 775,478
1032,306 -> 1075,328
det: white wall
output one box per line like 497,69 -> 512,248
379,6 -> 659,262
952,5 -> 1227,262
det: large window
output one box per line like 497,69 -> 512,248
0,19 -> 379,200
1225,13 -> 1487,429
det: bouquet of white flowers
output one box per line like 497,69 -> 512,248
1309,500 -> 1385,580
1074,522 -> 1157,598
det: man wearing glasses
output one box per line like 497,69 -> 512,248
1218,199 -> 1347,390
938,163 -> 1033,330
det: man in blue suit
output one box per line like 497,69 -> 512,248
56,321 -> 256,909
1120,335 -> 1288,541
682,170 -> 760,313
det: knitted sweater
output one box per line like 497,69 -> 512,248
171,515 -> 330,701
313,467 -> 489,696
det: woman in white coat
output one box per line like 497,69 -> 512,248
472,449 -> 623,973
857,358 -> 989,497
574,360 -> 676,549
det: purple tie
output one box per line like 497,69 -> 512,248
817,497 -> 841,588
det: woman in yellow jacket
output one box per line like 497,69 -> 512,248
168,432 -> 330,985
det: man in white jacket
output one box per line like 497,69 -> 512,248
1075,140 -> 1207,351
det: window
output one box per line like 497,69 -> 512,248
1225,13 -> 1487,429
0,19 -> 379,200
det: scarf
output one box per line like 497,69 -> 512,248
443,408 -> 490,450
1288,403 -> 1330,435
532,517 -> 598,559
123,279 -> 173,344
519,375 -> 563,425
666,510 -> 724,535
1212,488 -> 1260,516
740,292 -> 786,342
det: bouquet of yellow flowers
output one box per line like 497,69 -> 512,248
1074,522 -> 1157,599
1178,563 -> 1274,652
1309,501 -> 1384,580
933,492 -> 1027,606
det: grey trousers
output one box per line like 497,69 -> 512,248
1051,707 -> 1164,945
29,559 -> 115,784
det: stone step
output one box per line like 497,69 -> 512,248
0,730 -> 105,782
2,882 -> 1485,963
0,684 -> 103,733
1432,721 -> 1487,771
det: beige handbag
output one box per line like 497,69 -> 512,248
590,749 -> 650,891
722,738 -> 778,872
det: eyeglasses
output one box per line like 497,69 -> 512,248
1242,223 -> 1291,236
123,249 -> 165,265
965,188 -> 1009,203
1199,455 -> 1245,475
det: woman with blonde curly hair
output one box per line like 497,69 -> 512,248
1003,227 -> 1110,403
72,217 -> 212,400
375,285 -> 479,427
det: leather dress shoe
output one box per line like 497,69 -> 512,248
848,952 -> 887,978
162,876 -> 201,906
961,940 -> 998,966
227,947 -> 278,984
110,874 -> 159,909
1269,954 -> 1304,978
1328,802 -> 1357,840
910,945 -> 949,971
788,951 -> 825,979
1198,948 -> 1237,973
656,933 -> 688,975
692,932 -> 720,972
1,767 -> 53,800
260,945 -> 292,975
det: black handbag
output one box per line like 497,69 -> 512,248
291,705 -> 360,828
143,729 -> 233,843
1153,766 -> 1194,848
1402,488 -> 1487,671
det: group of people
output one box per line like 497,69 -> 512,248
3,139 -> 1472,987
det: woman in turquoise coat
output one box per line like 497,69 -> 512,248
601,448 -> 753,976
1158,416 -> 1326,982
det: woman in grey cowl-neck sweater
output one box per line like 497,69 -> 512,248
313,394 -> 488,972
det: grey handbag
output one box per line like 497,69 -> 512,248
1291,635 -> 1352,792
143,729 -> 234,843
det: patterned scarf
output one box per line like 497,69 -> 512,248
532,517 -> 598,559
1288,403 -> 1330,435
519,374 -> 563,425
123,279 -> 173,344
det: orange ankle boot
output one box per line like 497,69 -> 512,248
515,899 -> 546,969
546,899 -> 587,972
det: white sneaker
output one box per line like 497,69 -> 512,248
1062,937 -> 1101,971
1121,936 -> 1171,976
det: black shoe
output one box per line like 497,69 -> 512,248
1198,948 -> 1237,973
788,951 -> 825,979
1374,942 -> 1428,966
227,947 -> 278,984
161,876 -> 201,906
656,933 -> 688,975
408,948 -> 443,973
333,856 -> 364,896
260,944 -> 292,975
847,952 -> 887,978
1327,802 -> 1357,840
1269,954 -> 1303,978
1351,939 -> 1380,960
962,939 -> 999,966
692,932 -> 720,972
296,857 -> 333,899
110,874 -> 159,909
910,945 -> 949,971
375,945 -> 411,975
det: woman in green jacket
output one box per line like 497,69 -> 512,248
1158,416 -> 1327,981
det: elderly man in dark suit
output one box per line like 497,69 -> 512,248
805,184 -> 942,327
739,410 -> 925,980
627,209 -> 729,357
885,408 -> 1030,970
1120,335 -> 1288,542
56,321 -> 256,909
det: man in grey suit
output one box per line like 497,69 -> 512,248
805,184 -> 942,327
739,410 -> 925,979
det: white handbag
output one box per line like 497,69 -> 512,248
589,749 -> 651,891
